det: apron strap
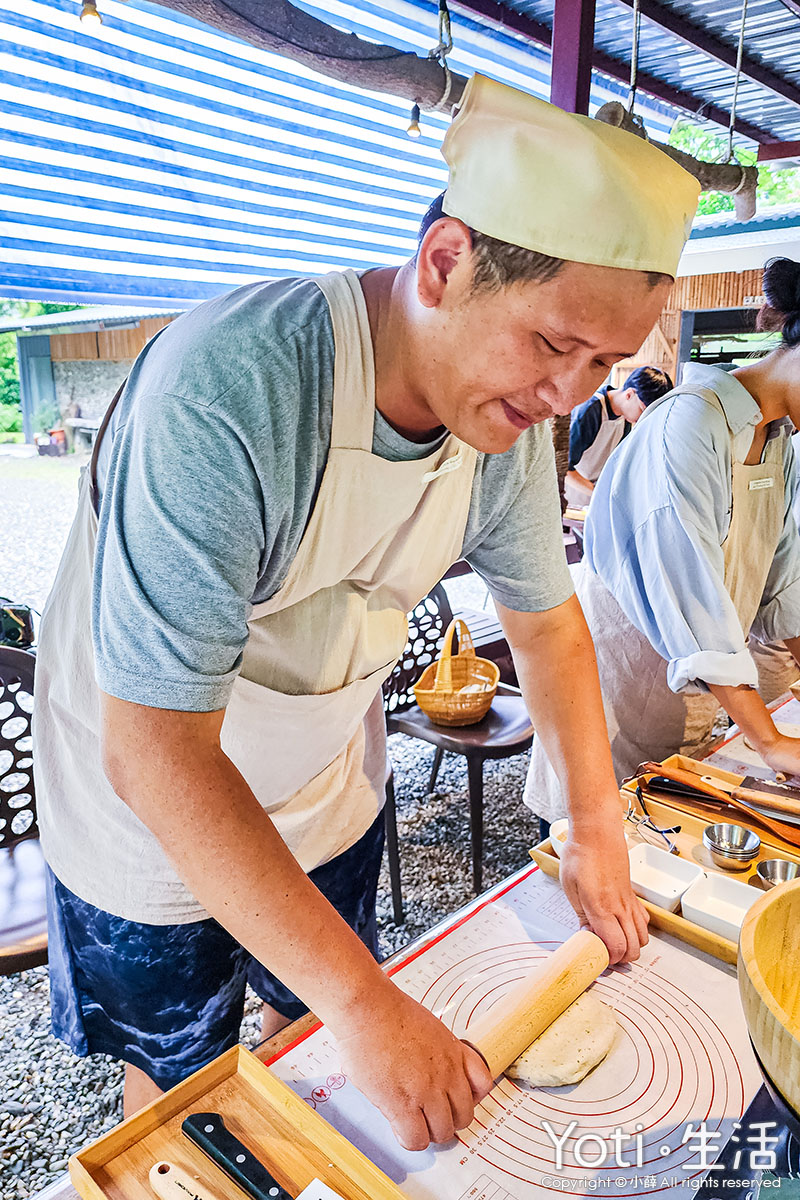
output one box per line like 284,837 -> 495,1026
314,271 -> 375,453
671,384 -> 761,465
89,379 -> 127,516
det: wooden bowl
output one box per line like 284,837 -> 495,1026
738,877 -> 800,1114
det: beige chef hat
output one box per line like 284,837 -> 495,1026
441,75 -> 700,277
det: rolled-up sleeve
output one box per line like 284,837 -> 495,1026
620,509 -> 758,693
588,386 -> 759,695
751,438 -> 800,644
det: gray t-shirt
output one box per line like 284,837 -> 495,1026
93,276 -> 573,711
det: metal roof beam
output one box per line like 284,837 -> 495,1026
454,0 -> 777,142
609,0 -> 800,116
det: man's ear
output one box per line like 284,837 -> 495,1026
416,217 -> 474,309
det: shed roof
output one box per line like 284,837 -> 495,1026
0,305 -> 186,335
679,204 -> 800,275
504,0 -> 800,145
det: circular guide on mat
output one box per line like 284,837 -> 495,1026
268,867 -> 764,1198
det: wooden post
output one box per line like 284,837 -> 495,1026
550,0 -> 596,116
548,0 -> 597,504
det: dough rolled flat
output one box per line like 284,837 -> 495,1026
506,991 -> 617,1087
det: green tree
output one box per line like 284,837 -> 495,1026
0,300 -> 83,434
668,121 -> 800,216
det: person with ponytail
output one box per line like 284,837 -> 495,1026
526,256 -> 800,823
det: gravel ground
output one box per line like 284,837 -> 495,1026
0,451 -> 537,1199
0,450 -> 89,613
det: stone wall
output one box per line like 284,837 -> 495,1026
53,359 -> 133,421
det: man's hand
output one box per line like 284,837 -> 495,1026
559,818 -> 649,964
759,733 -> 800,779
336,985 -> 493,1151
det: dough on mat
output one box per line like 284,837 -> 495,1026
506,991 -> 617,1087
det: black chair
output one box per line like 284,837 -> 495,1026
0,646 -> 47,974
383,584 -> 533,907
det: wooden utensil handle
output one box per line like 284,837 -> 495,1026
638,764 -> 800,848
639,762 -> 729,803
733,786 -> 800,819
463,929 -> 609,1078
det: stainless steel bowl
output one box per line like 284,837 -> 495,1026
703,823 -> 761,872
756,858 -> 800,890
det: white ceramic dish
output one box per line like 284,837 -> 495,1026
628,843 -> 705,912
549,819 -> 569,858
680,872 -> 760,943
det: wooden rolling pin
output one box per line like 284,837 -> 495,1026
463,929 -> 609,1078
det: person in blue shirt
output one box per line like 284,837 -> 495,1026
526,256 -> 800,821
564,366 -> 673,507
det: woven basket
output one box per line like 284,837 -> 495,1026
413,617 -> 499,726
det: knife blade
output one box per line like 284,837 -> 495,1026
182,1112 -> 343,1200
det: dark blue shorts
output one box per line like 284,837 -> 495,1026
47,812 -> 385,1091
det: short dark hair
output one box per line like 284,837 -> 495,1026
417,191 -> 672,294
418,192 -> 564,293
622,365 -> 674,407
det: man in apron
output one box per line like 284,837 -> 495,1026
33,75 -> 699,1148
564,365 -> 673,508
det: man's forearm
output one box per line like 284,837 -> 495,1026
706,681 -> 778,754
496,595 -> 620,830
100,694 -> 388,1030
705,680 -> 800,777
565,469 -> 593,501
495,595 -> 649,962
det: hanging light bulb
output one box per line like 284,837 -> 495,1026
406,103 -> 421,139
80,0 -> 102,26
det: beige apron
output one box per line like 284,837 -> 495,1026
34,270 -> 478,922
525,385 -> 785,822
564,392 -> 627,508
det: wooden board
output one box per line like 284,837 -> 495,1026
51,330 -> 99,361
69,1045 -> 403,1200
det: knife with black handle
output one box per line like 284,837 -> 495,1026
182,1112 -> 293,1200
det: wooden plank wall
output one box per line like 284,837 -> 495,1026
50,315 -> 176,362
611,267 -> 765,385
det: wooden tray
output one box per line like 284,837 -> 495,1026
531,758 -> 800,967
69,1045 -> 403,1200
627,753 -> 800,858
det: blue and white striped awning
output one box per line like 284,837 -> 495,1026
0,0 -> 681,305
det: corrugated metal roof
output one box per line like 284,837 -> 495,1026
690,202 -> 800,234
0,304 -> 185,334
504,0 -> 800,143
0,0 -> 676,306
